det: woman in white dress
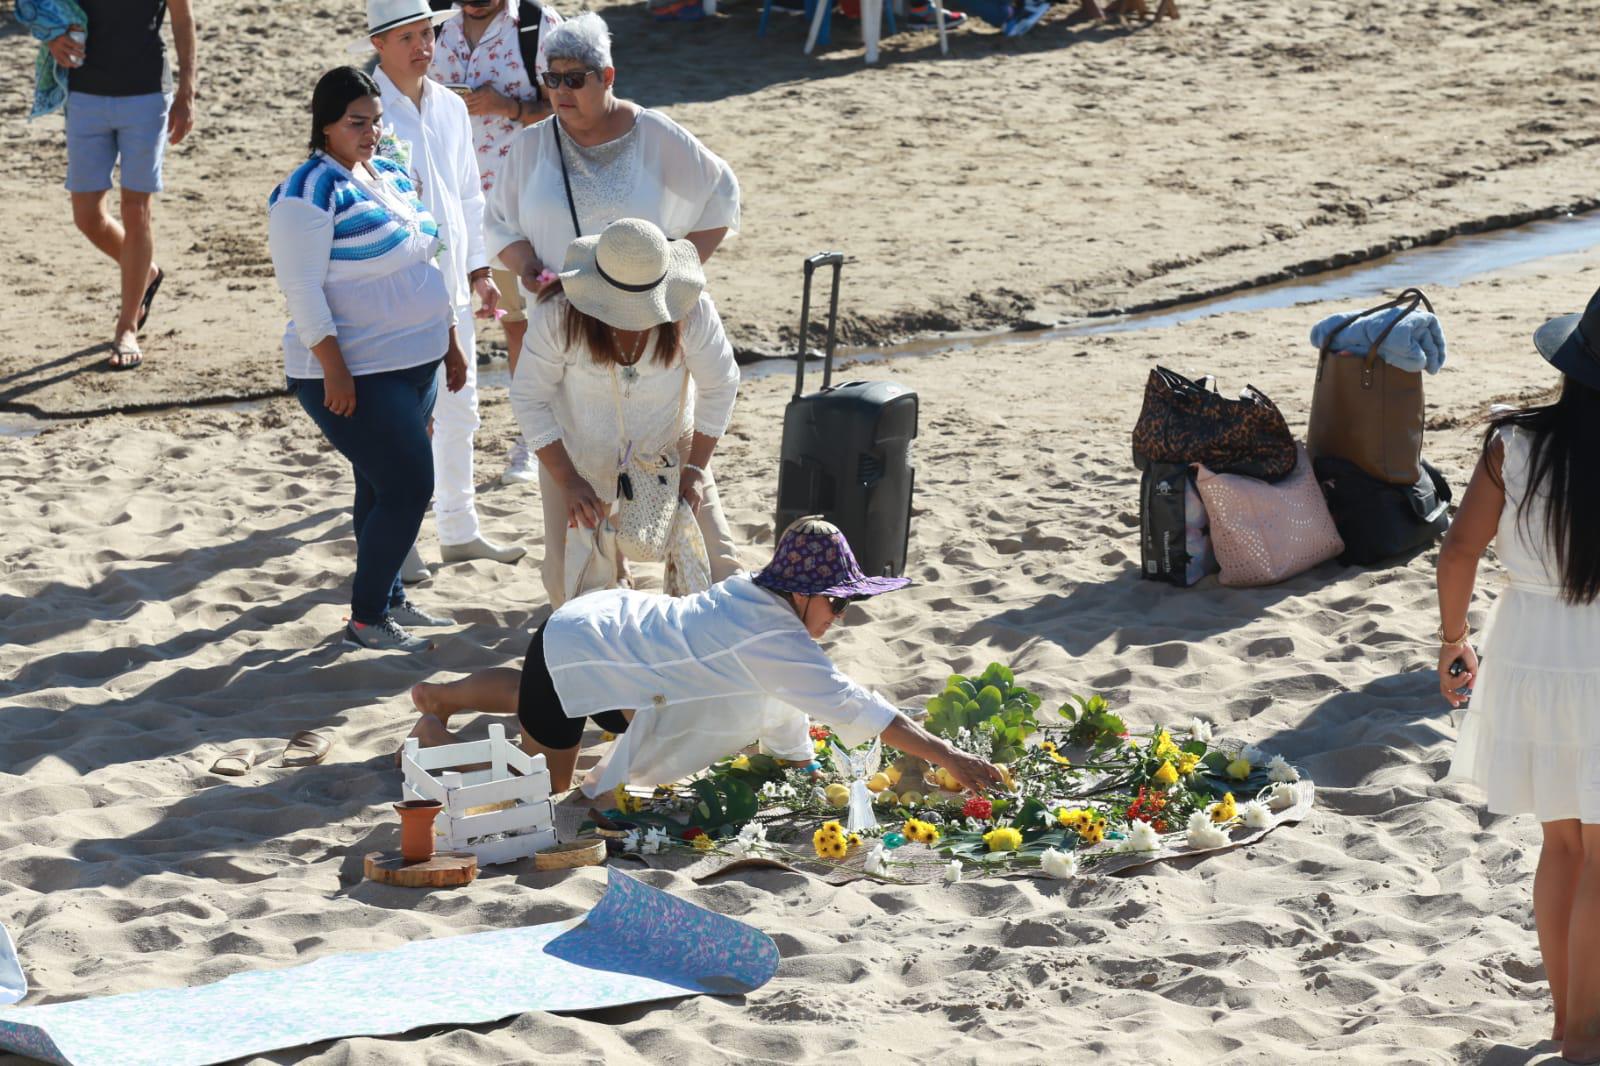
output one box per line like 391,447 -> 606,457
511,217 -> 739,605
1440,289 -> 1600,1062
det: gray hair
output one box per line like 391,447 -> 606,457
543,12 -> 613,71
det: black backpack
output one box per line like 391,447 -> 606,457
1315,456 -> 1452,566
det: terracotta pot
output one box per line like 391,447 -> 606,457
395,799 -> 442,864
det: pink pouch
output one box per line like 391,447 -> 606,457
1195,443 -> 1343,587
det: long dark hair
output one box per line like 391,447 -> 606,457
1484,373 -> 1600,604
537,285 -> 684,368
309,67 -> 381,155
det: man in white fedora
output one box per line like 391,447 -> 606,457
366,0 -> 527,589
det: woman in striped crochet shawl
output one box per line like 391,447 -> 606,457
267,66 -> 466,654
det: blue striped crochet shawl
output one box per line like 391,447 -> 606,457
268,154 -> 439,263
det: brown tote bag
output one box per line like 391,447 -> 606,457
1308,288 -> 1429,486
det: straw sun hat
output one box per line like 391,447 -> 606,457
559,218 -> 706,333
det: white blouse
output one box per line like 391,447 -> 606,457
484,109 -> 740,278
508,292 -> 739,494
267,153 -> 453,380
544,573 -> 900,797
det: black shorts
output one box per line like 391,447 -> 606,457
517,623 -> 630,749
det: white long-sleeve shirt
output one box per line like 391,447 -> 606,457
266,152 -> 452,379
375,68 -> 488,315
508,292 -> 739,492
544,573 -> 901,796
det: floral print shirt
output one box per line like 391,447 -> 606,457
428,3 -> 562,194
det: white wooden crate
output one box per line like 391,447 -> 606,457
400,724 -> 558,866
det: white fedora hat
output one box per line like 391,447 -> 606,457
559,218 -> 706,332
351,0 -> 454,52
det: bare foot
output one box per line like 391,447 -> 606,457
1562,1041 -> 1600,1064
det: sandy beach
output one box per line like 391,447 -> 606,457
5,0 -> 1600,1062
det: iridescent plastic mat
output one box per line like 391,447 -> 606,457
0,870 -> 777,1066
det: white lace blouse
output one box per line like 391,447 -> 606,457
509,292 -> 739,495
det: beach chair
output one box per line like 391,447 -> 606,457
762,0 -> 949,62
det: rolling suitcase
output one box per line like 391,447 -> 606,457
773,253 -> 918,578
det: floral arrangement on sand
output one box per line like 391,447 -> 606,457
587,663 -> 1304,882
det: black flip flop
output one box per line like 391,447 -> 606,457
137,268 -> 164,331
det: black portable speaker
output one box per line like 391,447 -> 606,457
773,253 -> 918,578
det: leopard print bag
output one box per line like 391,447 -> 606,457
1131,366 -> 1297,481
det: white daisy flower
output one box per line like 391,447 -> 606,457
1267,754 -> 1301,784
1040,848 -> 1079,879
1241,800 -> 1273,830
943,860 -> 963,884
1241,744 -> 1267,766
1125,820 -> 1162,853
1186,810 -> 1229,849
642,827 -> 668,855
1261,782 -> 1296,812
1190,718 -> 1213,742
864,844 -> 888,877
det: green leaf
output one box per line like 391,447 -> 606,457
688,779 -> 725,829
976,686 -> 1004,717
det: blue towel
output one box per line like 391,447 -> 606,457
1310,305 -> 1448,375
15,0 -> 88,120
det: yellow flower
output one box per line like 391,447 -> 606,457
1056,807 -> 1090,830
814,739 -> 828,754
1226,756 -> 1252,781
1176,751 -> 1200,776
1153,761 -> 1179,787
1078,817 -> 1107,845
847,833 -> 863,848
983,827 -> 1023,852
612,784 -> 641,814
902,818 -> 941,845
1040,740 -> 1057,753
692,834 -> 716,851
813,823 -> 848,856
730,755 -> 751,771
1154,730 -> 1179,760
1210,792 -> 1238,823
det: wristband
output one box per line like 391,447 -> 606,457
468,266 -> 491,283
684,463 -> 708,478
1435,622 -> 1471,648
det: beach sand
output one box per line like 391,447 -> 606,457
5,0 -> 1600,1062
4,0 -> 1600,413
5,238 -> 1597,1061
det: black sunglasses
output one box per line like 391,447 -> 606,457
827,596 -> 850,616
541,69 -> 601,90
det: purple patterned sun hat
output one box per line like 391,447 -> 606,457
752,516 -> 911,600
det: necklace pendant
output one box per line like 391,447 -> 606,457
621,364 -> 639,384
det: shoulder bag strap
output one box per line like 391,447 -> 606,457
516,0 -> 544,85
552,118 -> 581,239
1317,288 -> 1431,382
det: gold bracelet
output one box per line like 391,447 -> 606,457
1434,622 -> 1471,648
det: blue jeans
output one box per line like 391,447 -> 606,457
958,0 -> 1014,28
293,360 -> 440,625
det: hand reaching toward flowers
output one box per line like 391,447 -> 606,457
881,713 -> 1003,794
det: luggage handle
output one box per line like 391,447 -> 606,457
794,252 -> 844,399
1315,287 -> 1434,387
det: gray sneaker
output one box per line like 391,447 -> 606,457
343,617 -> 431,652
389,600 -> 453,628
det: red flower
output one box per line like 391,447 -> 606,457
682,827 -> 705,841
809,725 -> 832,741
963,797 -> 993,820
1126,786 -> 1168,825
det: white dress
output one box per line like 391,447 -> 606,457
1450,424 -> 1600,821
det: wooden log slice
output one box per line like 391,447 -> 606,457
364,850 -> 478,887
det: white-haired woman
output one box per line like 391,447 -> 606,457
484,11 -> 740,284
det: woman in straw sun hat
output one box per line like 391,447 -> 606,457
510,216 -> 741,606
1439,286 -> 1600,1061
404,516 -> 1005,799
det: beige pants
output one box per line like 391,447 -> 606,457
539,441 -> 741,607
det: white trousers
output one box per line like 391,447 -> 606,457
431,306 -> 481,546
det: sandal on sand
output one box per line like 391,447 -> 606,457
278,730 -> 333,768
108,339 -> 142,371
209,749 -> 253,777
137,268 -> 164,331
